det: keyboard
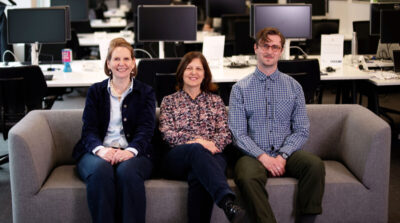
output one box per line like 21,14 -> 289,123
371,71 -> 400,80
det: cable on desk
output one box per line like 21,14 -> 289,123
134,49 -> 153,58
2,50 -> 21,64
290,46 -> 309,59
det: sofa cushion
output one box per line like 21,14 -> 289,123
40,160 -> 362,223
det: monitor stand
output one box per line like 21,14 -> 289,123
159,41 -> 165,59
281,39 -> 291,60
31,42 -> 39,65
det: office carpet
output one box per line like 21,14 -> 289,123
0,89 -> 399,223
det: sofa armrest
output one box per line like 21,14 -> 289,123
339,105 -> 391,190
9,110 -> 57,196
8,110 -> 55,198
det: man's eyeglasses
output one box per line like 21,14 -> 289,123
258,44 -> 282,52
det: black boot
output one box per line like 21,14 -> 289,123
220,197 -> 246,223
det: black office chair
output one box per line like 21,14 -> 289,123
0,66 -> 50,165
277,59 -> 321,104
136,58 -> 181,106
306,19 -> 340,55
353,21 -> 380,55
155,73 -> 177,106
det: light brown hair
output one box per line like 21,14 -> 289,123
255,27 -> 286,49
104,38 -> 137,77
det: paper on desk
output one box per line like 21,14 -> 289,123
320,34 -> 344,69
202,35 -> 225,70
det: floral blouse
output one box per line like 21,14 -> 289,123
159,90 -> 232,151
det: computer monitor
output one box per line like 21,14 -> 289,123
380,9 -> 400,44
7,7 -> 69,44
370,3 -> 400,36
137,5 -> 197,42
393,50 -> 400,73
250,4 -> 312,39
311,19 -> 339,40
137,5 -> 197,58
131,0 -> 172,16
206,0 -> 246,17
51,0 -> 89,22
7,7 -> 70,65
287,0 -> 327,16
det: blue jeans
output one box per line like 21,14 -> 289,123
162,143 -> 234,223
77,153 -> 153,223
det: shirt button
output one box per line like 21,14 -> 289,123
123,118 -> 127,122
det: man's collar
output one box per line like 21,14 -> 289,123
254,67 -> 280,81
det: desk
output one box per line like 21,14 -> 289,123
78,31 -> 134,46
360,74 -> 400,120
0,58 -> 375,87
41,61 -> 107,87
90,19 -> 127,29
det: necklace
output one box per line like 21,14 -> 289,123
110,80 -> 130,101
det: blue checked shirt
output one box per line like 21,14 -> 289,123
228,67 -> 310,158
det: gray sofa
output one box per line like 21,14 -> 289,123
9,104 -> 391,223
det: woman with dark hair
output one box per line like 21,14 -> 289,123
73,38 -> 156,223
159,51 -> 244,223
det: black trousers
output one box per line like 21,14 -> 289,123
77,153 -> 153,223
162,143 -> 234,223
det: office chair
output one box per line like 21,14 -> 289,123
353,21 -> 380,55
155,73 -> 177,106
306,19 -> 340,55
277,59 -> 321,104
136,58 -> 181,106
0,66 -> 50,165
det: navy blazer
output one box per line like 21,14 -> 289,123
73,78 -> 156,160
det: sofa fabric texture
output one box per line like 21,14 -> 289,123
8,104 -> 391,223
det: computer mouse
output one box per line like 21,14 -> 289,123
326,66 -> 335,72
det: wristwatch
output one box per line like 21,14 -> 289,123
280,152 -> 289,160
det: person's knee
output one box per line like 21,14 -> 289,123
307,156 -> 325,178
87,162 -> 114,183
186,143 -> 211,158
234,158 -> 266,187
116,163 -> 146,185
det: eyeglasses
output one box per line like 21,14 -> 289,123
185,66 -> 204,72
258,44 -> 282,52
